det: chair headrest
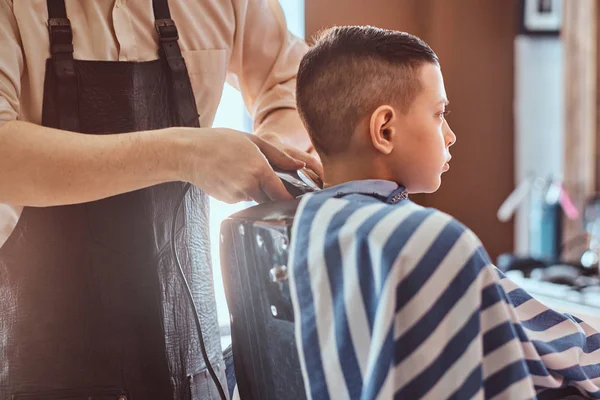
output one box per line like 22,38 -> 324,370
227,198 -> 302,223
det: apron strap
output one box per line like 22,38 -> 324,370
153,0 -> 201,128
47,0 -> 79,132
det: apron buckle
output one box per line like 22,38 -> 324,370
48,17 -> 74,55
155,18 -> 179,42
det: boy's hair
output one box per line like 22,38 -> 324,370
296,26 -> 439,157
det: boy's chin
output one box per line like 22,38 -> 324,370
408,178 -> 442,194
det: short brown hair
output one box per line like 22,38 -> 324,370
296,26 -> 439,157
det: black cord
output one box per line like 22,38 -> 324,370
171,182 -> 228,400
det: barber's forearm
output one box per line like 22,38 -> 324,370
0,121 -> 186,207
255,108 -> 312,152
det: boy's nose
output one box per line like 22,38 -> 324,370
445,122 -> 456,147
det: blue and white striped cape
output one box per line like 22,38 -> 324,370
289,180 -> 600,400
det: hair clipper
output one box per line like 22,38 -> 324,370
273,166 -> 323,198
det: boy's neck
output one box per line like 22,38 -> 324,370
322,157 -> 394,188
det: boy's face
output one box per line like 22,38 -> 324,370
390,63 -> 455,193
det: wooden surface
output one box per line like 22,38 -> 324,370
562,0 -> 597,260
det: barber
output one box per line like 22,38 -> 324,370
0,0 -> 320,399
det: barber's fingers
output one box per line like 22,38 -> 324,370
282,146 -> 324,178
237,156 -> 293,203
243,179 -> 274,204
249,135 -> 306,171
256,168 -> 294,202
236,141 -> 296,202
302,168 -> 324,189
246,189 -> 271,204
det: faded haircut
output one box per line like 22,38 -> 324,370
296,26 -> 439,157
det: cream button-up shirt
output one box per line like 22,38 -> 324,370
0,0 -> 308,248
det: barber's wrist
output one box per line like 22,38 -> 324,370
152,126 -> 198,183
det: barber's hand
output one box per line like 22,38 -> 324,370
183,128 -> 306,204
256,132 -> 324,179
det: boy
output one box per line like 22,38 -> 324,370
289,26 -> 599,400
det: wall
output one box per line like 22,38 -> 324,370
305,0 -> 516,260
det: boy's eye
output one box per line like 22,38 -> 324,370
439,110 -> 451,119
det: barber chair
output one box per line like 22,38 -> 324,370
219,170 -> 319,400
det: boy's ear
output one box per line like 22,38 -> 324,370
369,105 -> 396,155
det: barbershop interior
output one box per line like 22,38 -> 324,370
3,0 -> 600,399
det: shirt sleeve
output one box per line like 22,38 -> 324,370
228,0 -> 308,131
0,0 -> 23,127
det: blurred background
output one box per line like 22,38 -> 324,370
214,0 -> 600,343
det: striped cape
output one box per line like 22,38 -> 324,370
289,182 -> 600,400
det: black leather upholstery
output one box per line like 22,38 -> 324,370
220,199 -> 307,400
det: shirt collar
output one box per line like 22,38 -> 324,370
319,179 -> 408,204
